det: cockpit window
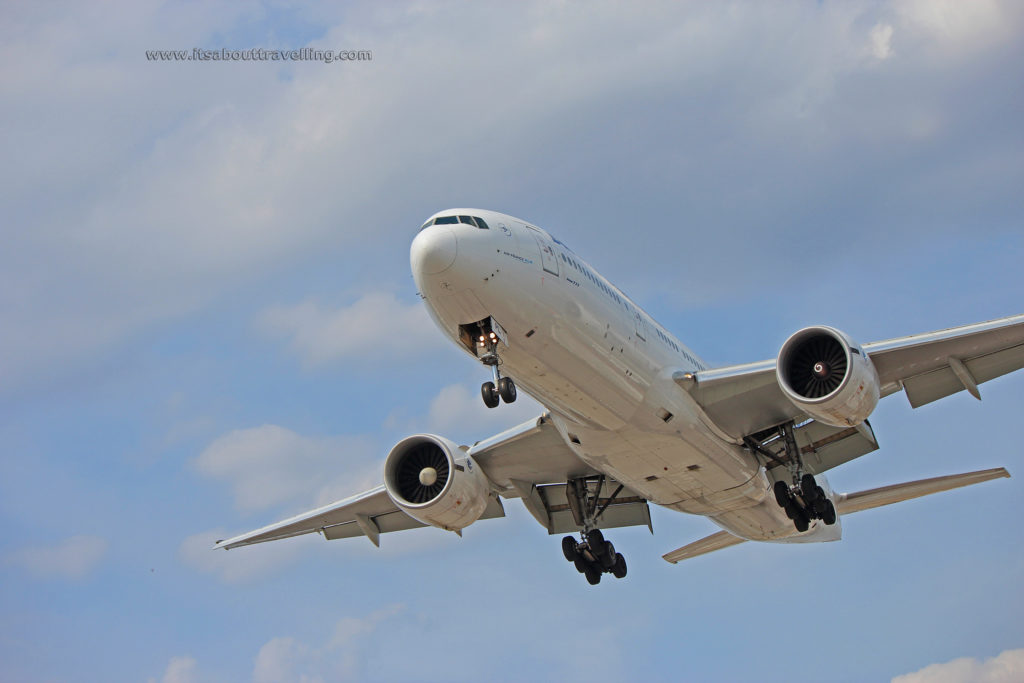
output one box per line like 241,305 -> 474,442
458,215 -> 477,227
419,221 -> 433,231
474,216 -> 489,229
434,215 -> 458,224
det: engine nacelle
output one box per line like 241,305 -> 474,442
383,434 -> 490,531
776,326 -> 880,428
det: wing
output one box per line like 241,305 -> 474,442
217,414 -> 652,550
216,486 -> 428,550
679,314 -> 1024,442
468,414 -> 653,535
662,467 -> 1010,563
864,314 -> 1024,407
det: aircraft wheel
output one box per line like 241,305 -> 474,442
481,381 -> 500,408
794,513 -> 810,533
586,529 -> 605,549
612,553 -> 627,579
773,480 -> 790,507
561,536 -> 579,562
584,564 -> 602,585
801,474 -> 818,501
498,377 -> 517,403
812,497 -> 829,517
822,500 -> 837,525
574,556 -> 588,574
601,541 -> 616,569
784,502 -> 799,520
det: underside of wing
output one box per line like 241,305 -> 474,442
216,486 -> 415,549
864,314 -> 1024,407
471,414 -> 653,534
675,313 -> 1024,448
218,413 -> 653,551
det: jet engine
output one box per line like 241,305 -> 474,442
776,326 -> 880,428
383,435 -> 491,531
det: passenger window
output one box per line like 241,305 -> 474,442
435,216 -> 458,224
474,217 -> 489,229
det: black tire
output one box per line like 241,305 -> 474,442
481,381 -> 499,408
561,536 -> 578,562
822,500 -> 837,525
497,376 -> 517,403
773,480 -> 791,508
784,502 -> 799,520
574,556 -> 588,574
801,474 -> 818,501
586,529 -> 605,549
794,514 -> 809,533
601,541 -> 616,569
812,497 -> 829,517
584,564 -> 602,585
612,553 -> 627,579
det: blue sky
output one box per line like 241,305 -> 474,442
1,2 -> 1022,681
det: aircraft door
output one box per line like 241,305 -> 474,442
633,308 -> 647,341
525,226 -> 560,277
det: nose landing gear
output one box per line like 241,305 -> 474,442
476,327 -> 516,409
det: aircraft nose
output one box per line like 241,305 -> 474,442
411,225 -> 458,275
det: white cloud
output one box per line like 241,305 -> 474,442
258,292 -> 440,367
5,534 -> 108,580
193,425 -> 379,513
896,0 -> 1016,53
424,382 -> 544,438
155,656 -> 198,683
252,605 -> 403,683
869,22 -> 895,60
892,649 -> 1024,683
4,0 -> 1023,393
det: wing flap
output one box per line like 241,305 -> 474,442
902,343 -> 1024,408
216,486 -> 403,549
537,481 -> 652,535
753,419 -> 879,476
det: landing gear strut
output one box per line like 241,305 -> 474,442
476,324 -> 516,409
769,422 -> 838,532
559,477 -> 627,584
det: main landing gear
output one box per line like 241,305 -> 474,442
476,326 -> 516,409
562,529 -> 627,585
559,477 -> 627,585
770,422 -> 837,532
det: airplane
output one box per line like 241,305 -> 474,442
216,209 -> 1020,585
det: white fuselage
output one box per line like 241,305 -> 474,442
411,209 -> 836,543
